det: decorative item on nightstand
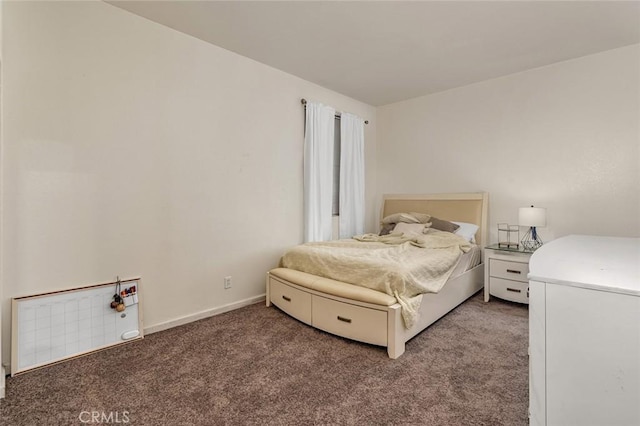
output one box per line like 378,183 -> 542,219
497,223 -> 519,248
519,205 -> 546,251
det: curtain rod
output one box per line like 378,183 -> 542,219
301,98 -> 369,125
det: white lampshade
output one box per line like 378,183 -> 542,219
519,207 -> 546,227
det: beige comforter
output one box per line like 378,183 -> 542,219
280,229 -> 472,328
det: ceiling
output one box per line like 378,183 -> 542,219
107,1 -> 640,106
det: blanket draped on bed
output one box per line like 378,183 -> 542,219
280,229 -> 472,328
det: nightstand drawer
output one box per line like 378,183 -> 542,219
490,259 -> 529,283
490,278 -> 529,304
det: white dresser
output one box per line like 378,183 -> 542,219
528,235 -> 640,426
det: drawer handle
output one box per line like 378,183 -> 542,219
282,295 -> 291,302
506,269 -> 522,274
506,287 -> 522,293
337,316 -> 352,324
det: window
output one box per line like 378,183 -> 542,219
303,100 -> 364,242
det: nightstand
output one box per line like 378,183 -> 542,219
484,244 -> 534,304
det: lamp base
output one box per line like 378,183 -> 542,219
521,227 -> 543,251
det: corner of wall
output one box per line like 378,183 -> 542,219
0,0 -> 5,401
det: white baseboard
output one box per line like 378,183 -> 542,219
144,294 -> 266,335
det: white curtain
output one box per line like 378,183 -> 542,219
304,102 -> 335,242
339,112 -> 365,238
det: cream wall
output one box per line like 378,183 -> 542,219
0,1 -> 377,366
377,44 -> 640,243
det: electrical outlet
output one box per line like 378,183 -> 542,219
224,276 -> 232,289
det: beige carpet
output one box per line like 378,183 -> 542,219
0,292 -> 528,425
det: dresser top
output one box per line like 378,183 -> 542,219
529,235 -> 640,296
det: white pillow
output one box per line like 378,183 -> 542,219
452,222 -> 479,243
393,222 -> 427,237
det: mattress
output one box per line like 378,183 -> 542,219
274,243 -> 481,308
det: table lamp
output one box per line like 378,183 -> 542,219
519,206 -> 546,251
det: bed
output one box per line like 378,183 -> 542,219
266,192 -> 488,358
